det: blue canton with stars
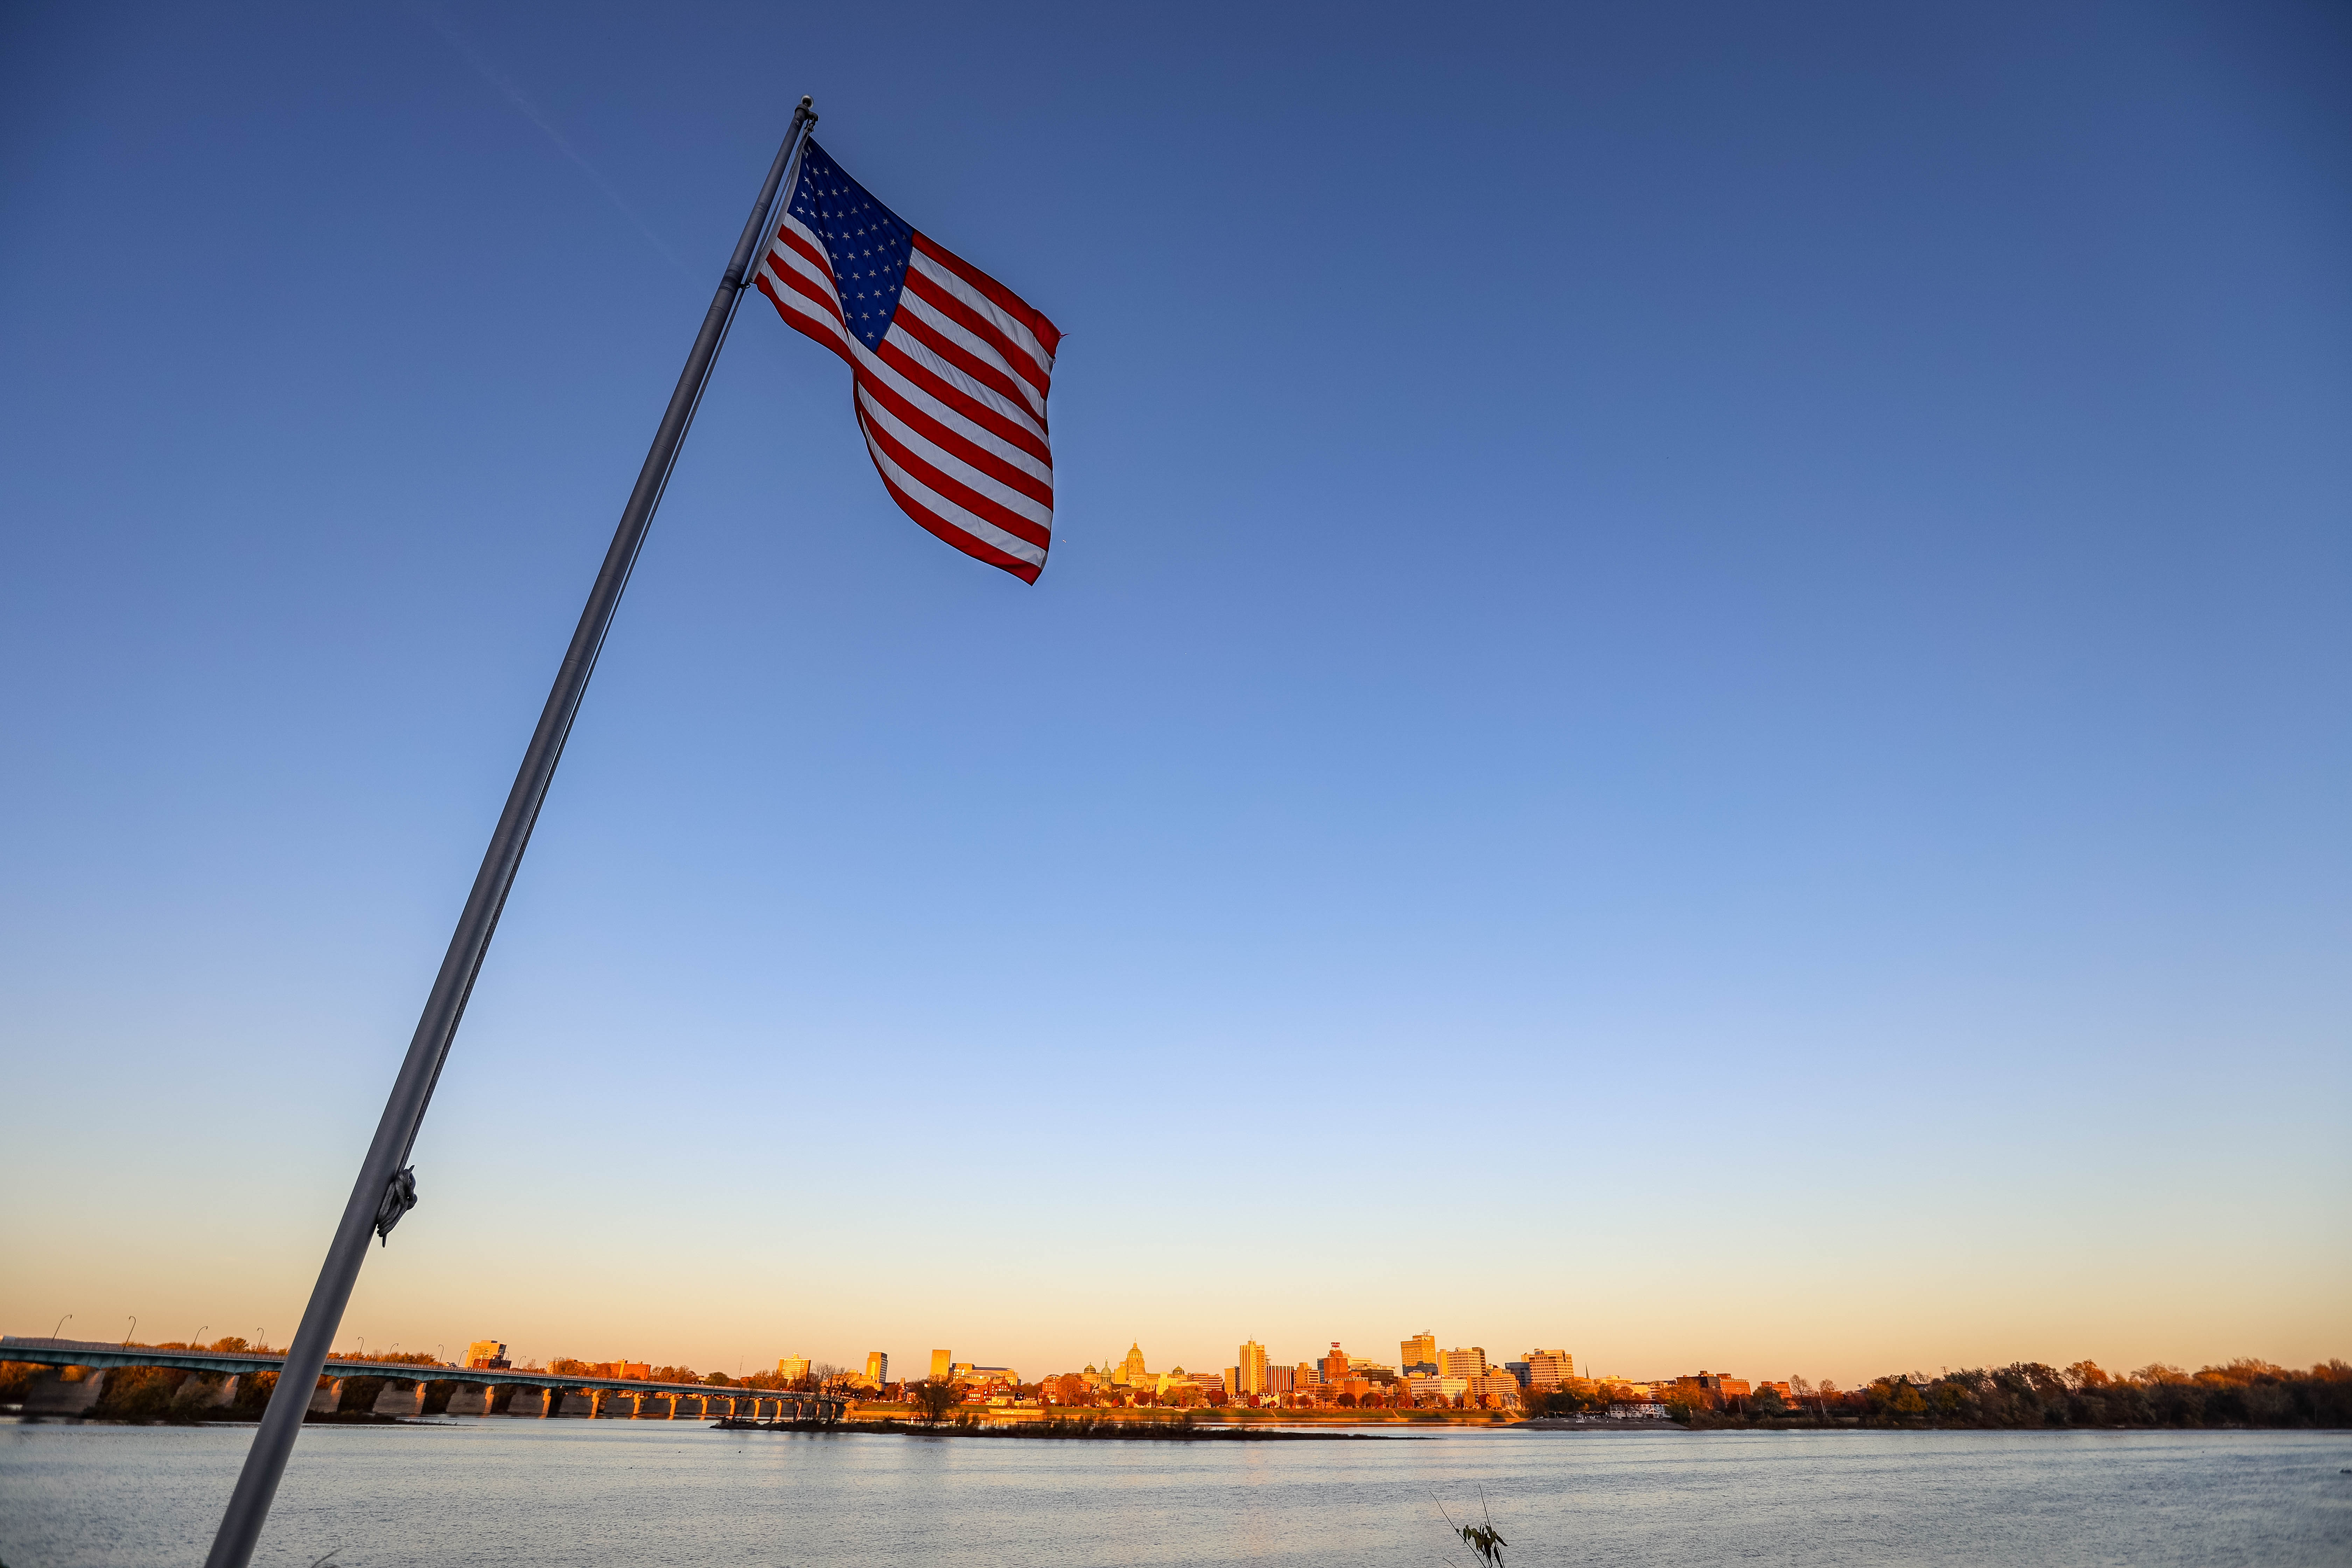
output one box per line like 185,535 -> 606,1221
786,139 -> 915,351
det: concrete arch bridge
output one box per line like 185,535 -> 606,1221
2,1336 -> 845,1424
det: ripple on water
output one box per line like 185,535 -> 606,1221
3,1421 -> 2348,1567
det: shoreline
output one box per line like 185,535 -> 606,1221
5,1413 -> 2338,1438
720,1416 -> 1387,1441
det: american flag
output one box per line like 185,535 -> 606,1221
754,139 -> 1061,583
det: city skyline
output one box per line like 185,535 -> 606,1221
4,1 -> 2345,1394
68,1311 -> 2305,1399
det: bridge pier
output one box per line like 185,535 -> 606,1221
444,1384 -> 492,1416
372,1379 -> 427,1418
174,1373 -> 238,1411
308,1378 -> 344,1416
505,1386 -> 550,1418
554,1389 -> 597,1418
22,1366 -> 106,1417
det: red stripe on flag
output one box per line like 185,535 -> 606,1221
875,338 -> 1052,467
768,255 -> 847,329
757,274 -> 854,367
902,266 -> 1050,401
892,307 -> 1039,424
856,393 -> 1052,551
856,409 -> 1043,583
773,225 -> 836,284
912,233 -> 1061,360
854,371 -> 1053,508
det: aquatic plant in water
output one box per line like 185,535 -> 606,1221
1436,1491 -> 1507,1567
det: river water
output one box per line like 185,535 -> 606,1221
2,1420 -> 2347,1567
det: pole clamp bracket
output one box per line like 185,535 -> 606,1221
374,1166 -> 418,1246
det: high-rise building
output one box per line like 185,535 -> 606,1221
1320,1343 -> 1350,1386
777,1356 -> 811,1381
1522,1349 -> 1574,1386
1237,1340 -> 1269,1394
1266,1364 -> 1297,1393
1408,1373 -> 1469,1404
1401,1332 -> 1437,1373
1468,1372 -> 1524,1406
867,1352 -> 889,1385
930,1349 -> 953,1380
464,1340 -> 509,1369
1438,1347 -> 1488,1378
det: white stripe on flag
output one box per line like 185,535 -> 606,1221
858,415 -> 1048,567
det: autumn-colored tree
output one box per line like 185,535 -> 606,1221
1864,1377 -> 1928,1422
910,1378 -> 961,1424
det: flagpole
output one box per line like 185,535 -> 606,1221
203,94 -> 816,1568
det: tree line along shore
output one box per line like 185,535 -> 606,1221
6,1350 -> 2345,1430
1585,1359 -> 2352,1430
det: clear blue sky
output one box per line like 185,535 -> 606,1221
3,1 -> 2346,1386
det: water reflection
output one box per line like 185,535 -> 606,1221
2,1420 -> 2346,1567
